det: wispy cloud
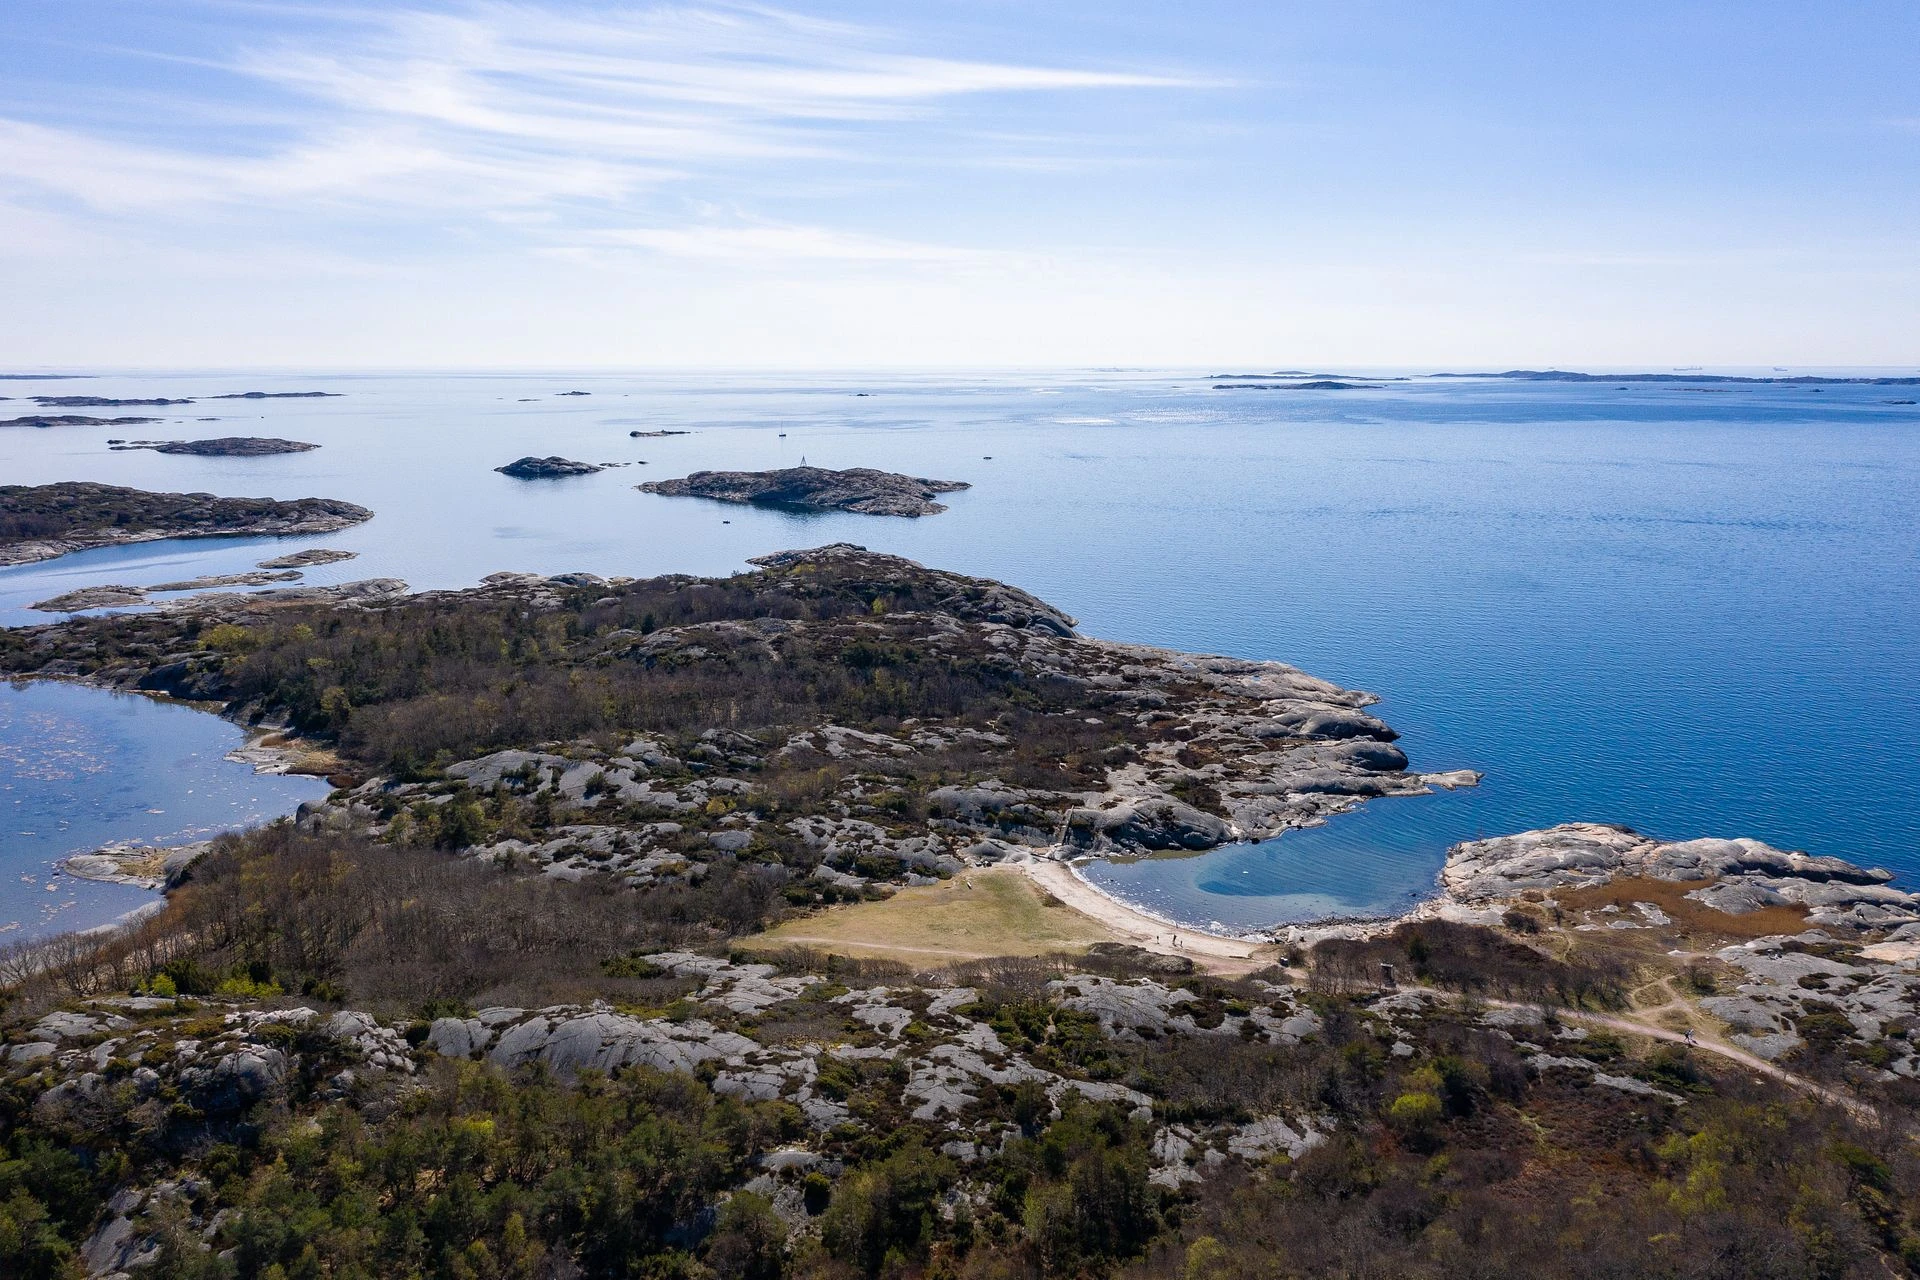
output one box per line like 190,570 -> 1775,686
0,1 -> 1202,233
576,219 -> 1006,264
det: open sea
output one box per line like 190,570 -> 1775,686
2,368 -> 1916,938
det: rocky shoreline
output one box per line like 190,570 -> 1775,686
30,571 -> 309,612
58,842 -> 212,892
1434,823 -> 1917,929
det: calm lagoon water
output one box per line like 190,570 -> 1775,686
1,369 -> 1916,933
0,680 -> 328,939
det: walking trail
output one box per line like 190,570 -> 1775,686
1021,858 -> 1873,1120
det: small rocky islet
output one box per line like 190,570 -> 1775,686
638,465 -> 971,516
254,547 -> 357,569
496,455 -> 603,478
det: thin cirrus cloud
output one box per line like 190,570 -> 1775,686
576,221 -> 1010,264
0,118 -> 635,213
0,1 -> 1203,233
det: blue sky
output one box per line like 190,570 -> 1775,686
2,1 -> 1916,367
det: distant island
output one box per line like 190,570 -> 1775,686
1212,379 -> 1381,391
0,481 -> 373,566
1209,371 -> 1407,382
638,465 -> 970,516
210,391 -> 343,399
1440,369 -> 1920,386
30,395 -> 192,407
3,414 -> 160,428
497,456 -> 603,478
108,436 -> 320,456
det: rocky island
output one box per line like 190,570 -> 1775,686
108,436 -> 320,456
0,481 -> 373,566
496,455 -> 603,478
255,547 -> 357,569
638,465 -> 970,516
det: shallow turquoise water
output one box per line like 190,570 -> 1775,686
1,369 -> 1915,931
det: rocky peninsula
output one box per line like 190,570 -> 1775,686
31,571 -> 304,612
1436,823 -> 1917,929
0,482 -> 373,566
58,840 -> 212,891
0,543 -> 1456,867
1280,820 -> 1920,1072
638,466 -> 970,516
108,436 -> 320,456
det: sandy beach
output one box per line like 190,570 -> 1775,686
1018,858 -> 1271,973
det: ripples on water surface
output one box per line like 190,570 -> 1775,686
0,681 -> 329,938
1,370 -> 1915,931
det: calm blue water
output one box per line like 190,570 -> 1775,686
0,680 -> 329,939
2,369 -> 1916,932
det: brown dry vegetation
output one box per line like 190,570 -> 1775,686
5,830 -> 1920,1279
1556,875 -> 1813,940
2,825 -> 785,1018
